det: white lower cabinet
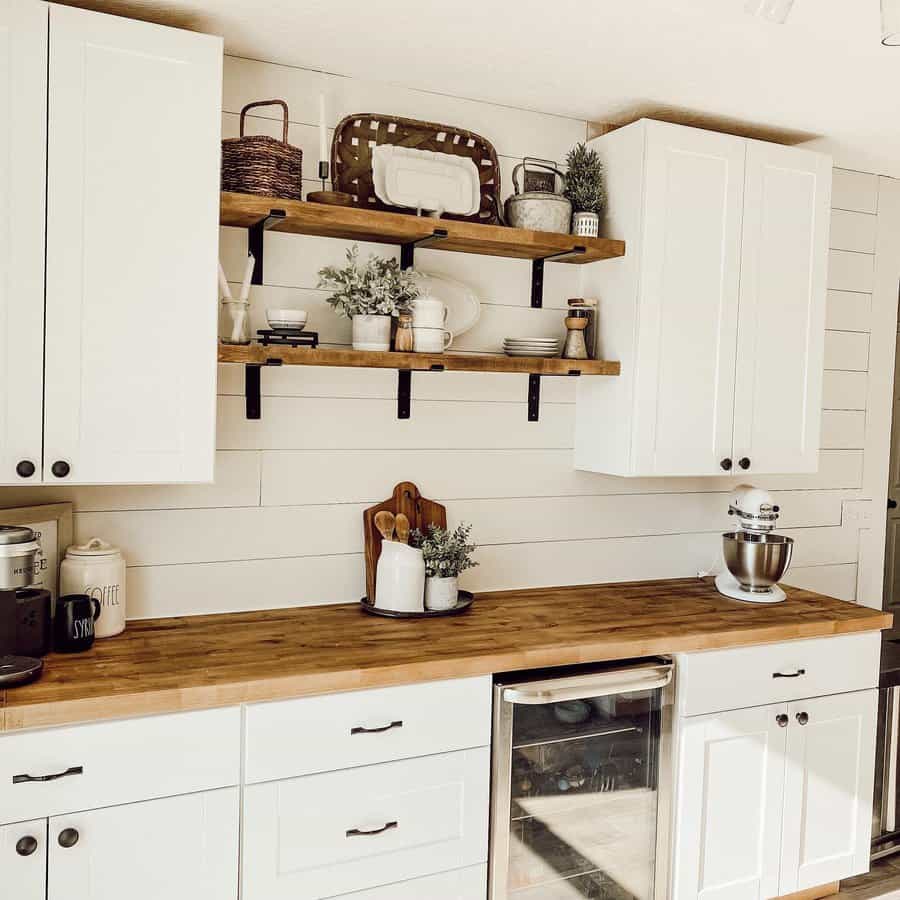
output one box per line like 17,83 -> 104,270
242,748 -> 490,900
674,689 -> 877,899
4,788 -> 239,900
328,865 -> 488,899
2,818 -> 47,900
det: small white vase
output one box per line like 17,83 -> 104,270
425,575 -> 458,611
352,314 -> 391,351
572,211 -> 600,238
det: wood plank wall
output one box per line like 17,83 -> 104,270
0,58 -> 892,618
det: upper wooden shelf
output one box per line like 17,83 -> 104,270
218,343 -> 620,377
220,192 -> 626,264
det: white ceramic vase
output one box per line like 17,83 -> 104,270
375,542 -> 425,613
425,575 -> 458,611
352,314 -> 391,351
572,211 -> 600,238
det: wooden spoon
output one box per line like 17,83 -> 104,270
395,513 -> 410,545
374,510 -> 395,542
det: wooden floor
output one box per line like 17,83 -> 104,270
839,858 -> 900,899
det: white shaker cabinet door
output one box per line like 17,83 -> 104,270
0,1 -> 47,485
1,818 -> 47,900
43,5 -> 222,484
632,123 -> 746,476
673,704 -> 787,900
779,689 -> 877,894
732,141 -> 831,475
47,788 -> 239,900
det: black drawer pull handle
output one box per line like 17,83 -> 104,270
13,765 -> 83,784
772,669 -> 806,679
351,720 -> 403,735
346,821 -> 398,838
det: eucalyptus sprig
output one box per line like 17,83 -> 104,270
411,522 -> 479,579
317,245 -> 420,318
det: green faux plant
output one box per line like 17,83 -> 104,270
411,523 -> 479,579
317,244 -> 420,318
564,142 -> 605,215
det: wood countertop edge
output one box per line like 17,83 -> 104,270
1,609 -> 890,733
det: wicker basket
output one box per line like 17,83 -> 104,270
332,113 -> 501,224
222,100 -> 303,201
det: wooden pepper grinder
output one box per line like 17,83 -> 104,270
395,313 -> 414,352
563,310 -> 590,360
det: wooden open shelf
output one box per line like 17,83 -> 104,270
218,344 -> 620,376
220,192 -> 625,264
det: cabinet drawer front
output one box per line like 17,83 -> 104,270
331,865 -> 487,899
0,707 -> 240,824
678,632 -> 880,717
245,675 -> 491,783
242,748 -> 490,900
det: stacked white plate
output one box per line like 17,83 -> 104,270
503,337 -> 561,358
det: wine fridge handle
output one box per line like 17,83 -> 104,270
502,664 -> 672,705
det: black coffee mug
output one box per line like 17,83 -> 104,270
54,594 -> 101,653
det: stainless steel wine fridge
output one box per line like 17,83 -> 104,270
489,659 -> 674,900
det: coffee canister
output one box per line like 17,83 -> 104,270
60,538 -> 126,638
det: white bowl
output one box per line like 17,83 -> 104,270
266,309 -> 308,329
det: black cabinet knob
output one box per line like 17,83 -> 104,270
776,713 -> 789,728
57,828 -> 79,849
51,460 -> 70,478
890,499 -> 898,510
15,460 -> 36,478
720,458 -> 733,471
796,711 -> 809,726
15,835 -> 38,857
738,457 -> 751,470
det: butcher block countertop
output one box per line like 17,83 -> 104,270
0,577 -> 891,733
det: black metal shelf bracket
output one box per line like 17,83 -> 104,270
248,209 -> 287,285
244,359 -> 283,420
397,369 -> 412,419
526,368 -> 583,422
530,246 -> 588,308
400,228 -> 449,270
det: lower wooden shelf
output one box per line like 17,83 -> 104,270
217,344 -> 619,423
217,344 -> 620,377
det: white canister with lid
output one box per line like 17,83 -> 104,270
60,538 -> 126,638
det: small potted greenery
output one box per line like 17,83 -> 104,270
564,142 -> 605,238
412,522 -> 478,611
317,245 -> 420,351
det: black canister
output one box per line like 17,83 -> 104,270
54,594 -> 101,653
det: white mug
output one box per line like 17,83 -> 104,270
411,295 -> 448,329
413,326 -> 453,353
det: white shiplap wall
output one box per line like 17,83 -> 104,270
0,58 -> 895,618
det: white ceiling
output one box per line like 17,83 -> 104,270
76,0 -> 900,177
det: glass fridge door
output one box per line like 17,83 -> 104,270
490,661 -> 673,900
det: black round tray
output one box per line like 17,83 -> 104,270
360,590 -> 474,619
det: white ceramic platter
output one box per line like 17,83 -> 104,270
504,348 -> 560,358
417,271 -> 482,337
372,145 -> 480,216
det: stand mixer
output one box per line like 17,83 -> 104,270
715,485 -> 794,604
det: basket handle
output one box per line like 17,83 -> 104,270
512,158 -> 565,195
239,99 -> 290,143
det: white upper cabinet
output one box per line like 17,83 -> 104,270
575,120 -> 831,477
733,141 -> 831,475
42,5 -> 222,484
0,1 -> 47,484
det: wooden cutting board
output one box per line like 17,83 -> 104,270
363,482 -> 447,603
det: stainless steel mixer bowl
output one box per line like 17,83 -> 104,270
722,532 -> 794,593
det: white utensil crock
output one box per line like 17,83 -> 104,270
351,314 -> 392,351
425,575 -> 458,611
60,538 -> 126,638
375,542 -> 425,612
